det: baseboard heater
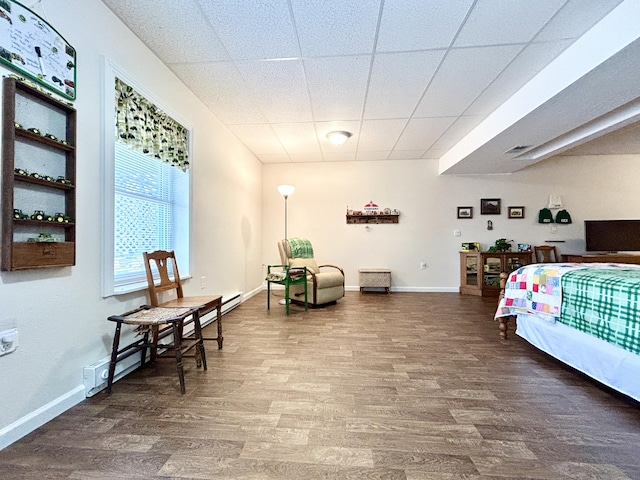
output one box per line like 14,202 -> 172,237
83,292 -> 242,397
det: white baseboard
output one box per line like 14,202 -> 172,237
266,285 -> 458,293
345,286 -> 458,293
0,385 -> 85,451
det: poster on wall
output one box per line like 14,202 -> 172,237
0,0 -> 76,100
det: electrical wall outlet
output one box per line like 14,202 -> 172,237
420,261 -> 427,270
200,276 -> 206,289
0,328 -> 18,356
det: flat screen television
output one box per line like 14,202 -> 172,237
585,220 -> 640,252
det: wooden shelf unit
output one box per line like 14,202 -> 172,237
346,214 -> 399,224
1,77 -> 76,270
460,251 -> 533,297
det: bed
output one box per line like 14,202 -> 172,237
495,263 -> 640,401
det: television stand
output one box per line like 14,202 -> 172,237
562,253 -> 640,264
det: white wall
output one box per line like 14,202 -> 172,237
0,0 -> 262,445
263,154 -> 640,290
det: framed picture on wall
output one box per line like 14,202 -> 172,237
457,206 -> 473,219
508,206 -> 525,219
480,198 -> 501,215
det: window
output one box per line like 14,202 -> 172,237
114,144 -> 189,287
102,67 -> 191,296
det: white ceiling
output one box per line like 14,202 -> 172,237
101,0 -> 640,174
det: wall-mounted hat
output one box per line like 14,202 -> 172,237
538,208 -> 554,223
555,209 -> 572,224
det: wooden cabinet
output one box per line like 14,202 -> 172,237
1,77 -> 76,270
460,251 -> 533,297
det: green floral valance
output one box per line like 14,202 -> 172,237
115,78 -> 189,171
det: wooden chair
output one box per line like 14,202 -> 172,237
534,245 -> 559,263
143,250 -> 223,351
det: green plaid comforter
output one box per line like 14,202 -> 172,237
560,268 -> 640,355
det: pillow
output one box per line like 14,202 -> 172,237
290,258 -> 319,274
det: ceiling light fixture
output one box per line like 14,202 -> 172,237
326,130 -> 352,145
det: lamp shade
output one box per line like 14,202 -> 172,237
277,184 -> 295,198
326,131 -> 352,145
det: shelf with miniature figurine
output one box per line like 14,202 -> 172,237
346,214 -> 400,224
1,76 -> 76,271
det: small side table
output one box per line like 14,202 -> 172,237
359,268 -> 391,293
266,265 -> 308,315
106,305 -> 205,394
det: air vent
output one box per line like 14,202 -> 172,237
504,145 -> 532,155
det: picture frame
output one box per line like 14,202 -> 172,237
457,206 -> 473,219
508,206 -> 525,219
480,198 -> 501,215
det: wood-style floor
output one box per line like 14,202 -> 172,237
2,291 -> 639,479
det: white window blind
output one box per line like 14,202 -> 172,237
114,142 -> 190,287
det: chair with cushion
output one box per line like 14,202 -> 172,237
534,245 -> 559,263
143,250 -> 223,350
278,238 -> 345,306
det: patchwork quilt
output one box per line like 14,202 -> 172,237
495,263 -> 583,321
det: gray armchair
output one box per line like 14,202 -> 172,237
278,238 -> 345,306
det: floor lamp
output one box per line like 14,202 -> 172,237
277,184 -> 294,305
277,184 -> 295,240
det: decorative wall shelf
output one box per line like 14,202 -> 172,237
1,77 -> 77,270
346,214 -> 399,225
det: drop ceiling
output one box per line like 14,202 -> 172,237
101,0 -> 640,174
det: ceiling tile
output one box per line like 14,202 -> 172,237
257,154 -> 292,163
103,0 -> 229,63
431,115 -> 484,151
388,150 -> 427,160
377,0 -> 474,52
304,56 -> 371,122
271,123 -> 321,154
321,151 -> 357,162
198,0 -> 299,60
288,153 -> 324,162
454,0 -> 565,47
357,119 -> 407,151
170,62 -> 268,124
235,59 -> 313,123
355,151 -> 391,161
422,149 -> 446,159
364,50 -> 445,119
534,0 -> 625,43
414,45 -> 523,117
227,124 -> 285,155
291,0 -> 381,56
395,117 -> 457,151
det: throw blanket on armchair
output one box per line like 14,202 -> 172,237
288,238 -> 314,259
